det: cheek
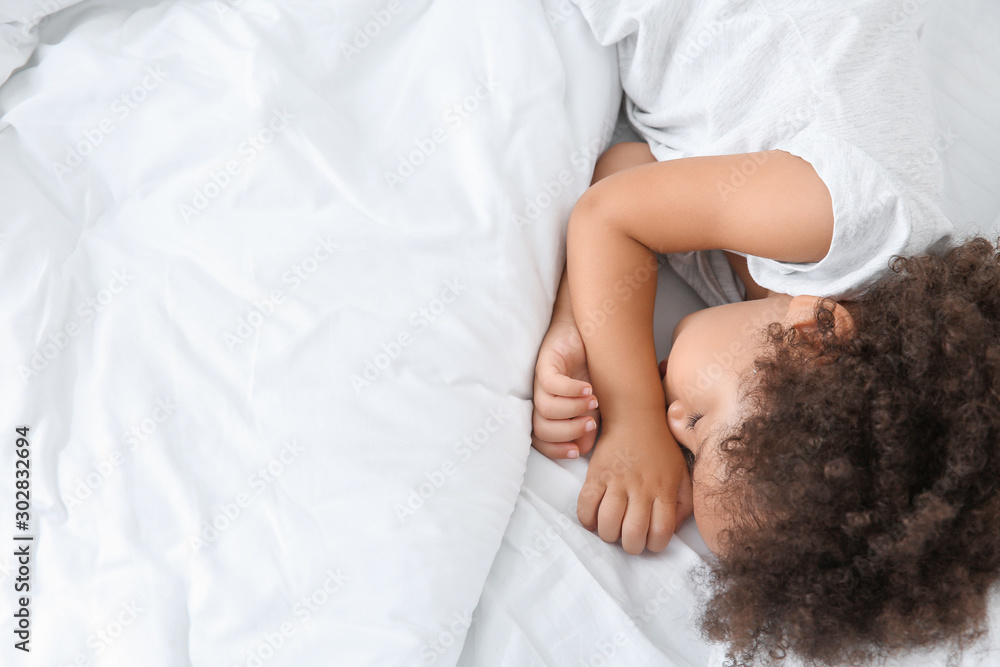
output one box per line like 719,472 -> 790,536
691,462 -> 729,554
692,488 -> 726,554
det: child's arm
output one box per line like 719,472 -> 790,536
531,142 -> 674,460
531,264 -> 601,460
568,149 -> 833,554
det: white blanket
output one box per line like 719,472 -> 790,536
0,0 -> 619,664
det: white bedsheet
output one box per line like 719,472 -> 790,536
0,0 -> 619,664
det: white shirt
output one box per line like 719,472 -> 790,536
572,0 -> 954,303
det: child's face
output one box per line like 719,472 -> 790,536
660,293 -> 802,552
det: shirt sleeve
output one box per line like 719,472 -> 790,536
746,131 -> 927,299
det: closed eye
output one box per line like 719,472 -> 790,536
685,411 -> 703,431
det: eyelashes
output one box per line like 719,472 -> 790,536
678,412 -> 702,473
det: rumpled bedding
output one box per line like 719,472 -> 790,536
2,0 -> 998,665
0,0 -> 618,664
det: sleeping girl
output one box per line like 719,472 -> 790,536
530,0 -> 1000,664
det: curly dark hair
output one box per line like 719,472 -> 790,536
702,236 -> 1000,665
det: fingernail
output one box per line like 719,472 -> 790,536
567,449 -> 579,459
588,399 -> 598,410
581,386 -> 592,396
584,420 -> 596,432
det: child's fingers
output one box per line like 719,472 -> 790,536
576,423 -> 599,457
645,498 -> 677,553
621,495 -> 654,555
533,390 -> 598,420
596,486 -> 628,544
532,412 -> 597,445
530,437 -> 583,460
577,476 -> 607,531
537,364 -> 592,398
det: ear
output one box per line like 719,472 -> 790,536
784,295 -> 854,346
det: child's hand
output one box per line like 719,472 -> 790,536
531,318 -> 601,460
577,414 -> 694,554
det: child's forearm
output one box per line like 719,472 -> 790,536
550,143 -> 663,335
566,206 -> 664,424
550,265 -> 574,326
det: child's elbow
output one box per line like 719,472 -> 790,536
567,184 -> 616,246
